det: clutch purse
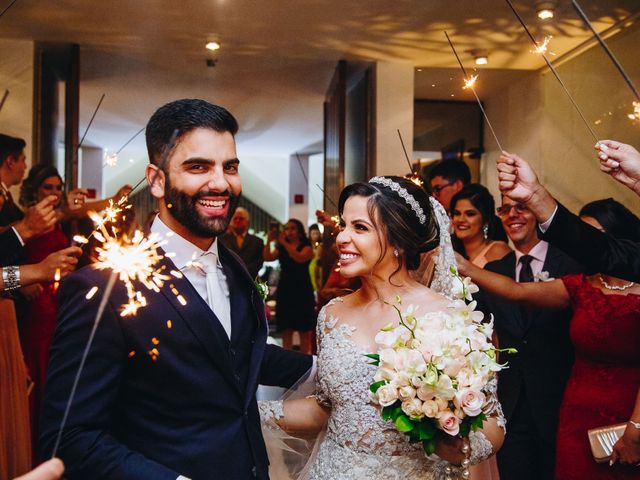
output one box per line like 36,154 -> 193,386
587,423 -> 626,463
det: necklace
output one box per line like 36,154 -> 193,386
598,274 -> 635,291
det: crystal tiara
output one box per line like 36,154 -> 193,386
369,176 -> 427,224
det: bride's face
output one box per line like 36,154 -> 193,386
336,195 -> 395,278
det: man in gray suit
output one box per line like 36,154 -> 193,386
220,207 -> 264,279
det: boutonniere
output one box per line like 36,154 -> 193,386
535,271 -> 554,282
255,278 -> 269,301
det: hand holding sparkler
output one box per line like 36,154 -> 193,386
497,152 -> 557,224
596,140 -> 640,195
14,195 -> 59,241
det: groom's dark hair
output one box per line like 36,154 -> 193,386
145,99 -> 239,167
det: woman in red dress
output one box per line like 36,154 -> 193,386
458,198 -> 640,479
18,165 -> 131,460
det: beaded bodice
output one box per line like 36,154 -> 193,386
308,298 -> 441,479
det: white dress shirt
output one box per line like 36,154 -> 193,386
150,215 -> 232,338
515,240 -> 549,281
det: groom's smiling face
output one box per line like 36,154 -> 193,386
148,127 -> 242,248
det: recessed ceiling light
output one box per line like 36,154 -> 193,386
475,55 -> 488,65
536,1 -> 556,20
206,41 -> 221,51
417,68 -> 423,72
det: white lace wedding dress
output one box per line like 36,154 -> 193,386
305,298 -> 443,479
260,199 -> 504,479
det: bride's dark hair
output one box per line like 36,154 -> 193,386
338,176 -> 439,274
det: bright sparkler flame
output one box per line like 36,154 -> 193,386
463,74 -> 478,90
93,226 -> 171,317
406,173 -> 424,186
531,35 -> 555,56
629,101 -> 640,122
105,152 -> 118,167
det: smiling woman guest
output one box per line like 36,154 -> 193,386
450,184 -> 511,268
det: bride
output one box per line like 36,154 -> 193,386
261,176 -> 505,479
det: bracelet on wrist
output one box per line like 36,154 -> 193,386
2,265 -> 21,291
629,420 -> 640,429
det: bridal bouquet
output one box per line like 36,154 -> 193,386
368,268 -> 514,455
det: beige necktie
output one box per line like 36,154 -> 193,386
200,252 -> 232,338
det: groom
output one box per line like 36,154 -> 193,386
39,99 -> 313,479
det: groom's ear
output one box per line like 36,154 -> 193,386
146,164 -> 166,200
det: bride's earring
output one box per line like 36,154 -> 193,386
482,224 -> 489,240
393,249 -> 399,258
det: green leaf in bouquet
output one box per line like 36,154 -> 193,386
381,402 -> 401,421
390,404 -> 404,421
369,380 -> 386,393
418,420 -> 436,440
423,438 -> 437,455
459,420 -> 471,438
395,414 -> 415,433
364,353 -> 380,365
470,413 -> 487,431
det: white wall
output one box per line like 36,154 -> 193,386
0,39 -> 34,197
482,24 -> 640,216
375,62 -> 414,176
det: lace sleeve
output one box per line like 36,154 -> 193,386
313,303 -> 333,407
483,377 -> 506,432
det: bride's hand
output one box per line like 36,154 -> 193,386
434,433 -> 467,465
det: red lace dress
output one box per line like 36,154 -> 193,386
20,225 -> 69,458
556,274 -> 640,479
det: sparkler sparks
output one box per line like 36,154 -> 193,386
531,35 -> 555,56
93,228 -> 171,317
463,74 -> 478,90
104,152 -> 119,167
629,101 -> 640,122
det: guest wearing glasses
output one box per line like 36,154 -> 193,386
427,159 -> 470,211
479,195 -> 583,480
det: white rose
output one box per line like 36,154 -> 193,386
376,384 -> 399,407
402,398 -> 424,419
421,399 -> 439,418
398,385 -> 417,401
454,387 -> 486,417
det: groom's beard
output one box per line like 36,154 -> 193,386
164,177 -> 239,238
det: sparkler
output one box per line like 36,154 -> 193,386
530,35 -> 555,56
504,0 -> 599,143
103,126 -> 146,168
0,89 -> 9,114
571,0 -> 639,101
444,31 -> 504,152
77,94 -> 106,151
397,129 -> 423,186
295,152 -> 319,209
0,0 -> 19,20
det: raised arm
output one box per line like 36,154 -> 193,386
596,140 -> 640,195
456,254 -> 570,309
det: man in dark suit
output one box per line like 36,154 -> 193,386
497,149 -> 640,281
0,133 -> 28,226
220,207 -> 264,279
485,195 -> 582,480
39,99 -> 312,480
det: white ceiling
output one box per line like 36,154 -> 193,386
0,0 -> 638,202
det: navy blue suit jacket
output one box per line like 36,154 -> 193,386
40,243 -> 312,479
484,246 -> 582,438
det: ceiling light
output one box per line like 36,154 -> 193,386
205,41 -> 221,51
474,55 -> 488,65
536,1 -> 556,20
